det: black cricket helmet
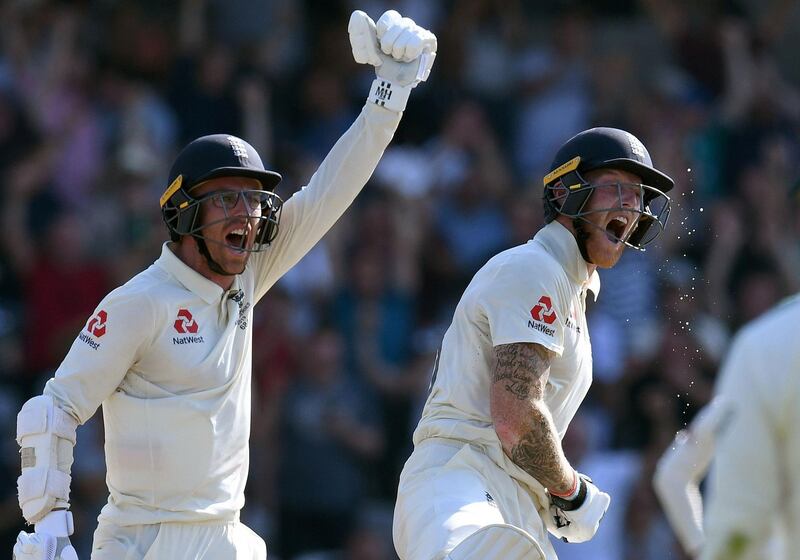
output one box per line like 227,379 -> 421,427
160,134 -> 284,251
542,127 -> 673,249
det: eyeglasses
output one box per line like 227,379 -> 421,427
199,190 -> 275,212
589,181 -> 645,205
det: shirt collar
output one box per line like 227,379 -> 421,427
157,242 -> 225,305
533,221 -> 601,300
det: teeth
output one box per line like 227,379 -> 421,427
615,216 -> 628,225
231,228 -> 245,235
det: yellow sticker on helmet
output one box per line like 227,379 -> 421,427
160,175 -> 183,208
542,156 -> 581,186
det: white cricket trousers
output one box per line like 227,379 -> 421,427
393,438 -> 557,560
90,518 -> 267,559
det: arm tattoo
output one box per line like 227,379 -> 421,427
492,343 -> 551,401
509,413 -> 570,491
491,343 -> 573,493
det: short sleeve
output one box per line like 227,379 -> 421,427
44,285 -> 156,424
476,256 -> 567,355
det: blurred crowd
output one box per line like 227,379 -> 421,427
0,0 -> 798,558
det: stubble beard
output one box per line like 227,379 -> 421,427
210,241 -> 251,275
587,227 -> 625,269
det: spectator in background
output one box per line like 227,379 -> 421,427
513,8 -> 593,180
169,41 -> 242,143
728,257 -> 787,328
433,162 -> 511,275
291,503 -> 397,560
436,0 -> 526,137
0,89 -> 42,185
19,7 -> 107,211
247,286 -> 302,543
1,176 -> 110,381
704,193 -> 794,327
298,67 -> 359,161
278,326 -> 384,559
624,447 -> 682,560
332,201 -> 418,498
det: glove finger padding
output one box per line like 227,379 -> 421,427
375,9 -> 403,39
547,475 -> 611,543
15,531 -> 56,560
390,28 -> 422,62
378,13 -> 436,63
348,11 -> 382,66
379,19 -> 407,55
13,531 -> 79,560
371,12 -> 436,86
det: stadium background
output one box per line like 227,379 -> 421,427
0,0 -> 798,558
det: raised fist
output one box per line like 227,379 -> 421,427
349,9 -> 437,111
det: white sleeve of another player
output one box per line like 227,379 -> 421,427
653,397 -> 731,557
478,253 -> 567,355
701,330 -> 780,560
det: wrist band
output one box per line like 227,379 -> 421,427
550,474 -> 588,511
367,78 -> 411,113
550,471 -> 579,499
35,509 -> 74,537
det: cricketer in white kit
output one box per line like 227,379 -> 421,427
12,10 -> 436,560
393,128 -> 674,559
654,395 -> 732,558
653,294 -> 800,559
697,295 -> 799,560
655,395 -> 788,560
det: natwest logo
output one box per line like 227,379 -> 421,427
531,296 -> 557,325
87,310 -> 108,337
174,309 -> 199,334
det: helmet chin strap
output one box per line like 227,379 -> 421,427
572,218 -> 594,264
195,236 -> 238,276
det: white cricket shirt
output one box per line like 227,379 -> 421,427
43,103 -> 401,527
702,294 -> 800,560
412,220 -> 599,498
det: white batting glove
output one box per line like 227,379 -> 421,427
13,511 -> 79,560
348,9 -> 437,112
546,473 -> 611,543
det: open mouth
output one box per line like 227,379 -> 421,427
605,215 -> 629,243
225,227 -> 248,249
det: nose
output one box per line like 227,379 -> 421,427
234,192 -> 261,217
621,185 -> 641,209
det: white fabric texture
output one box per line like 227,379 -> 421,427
348,10 -> 436,112
39,103 -> 400,530
701,295 -> 800,560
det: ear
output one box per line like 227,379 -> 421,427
549,180 -> 569,208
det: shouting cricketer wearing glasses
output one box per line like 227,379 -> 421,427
13,9 -> 436,560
